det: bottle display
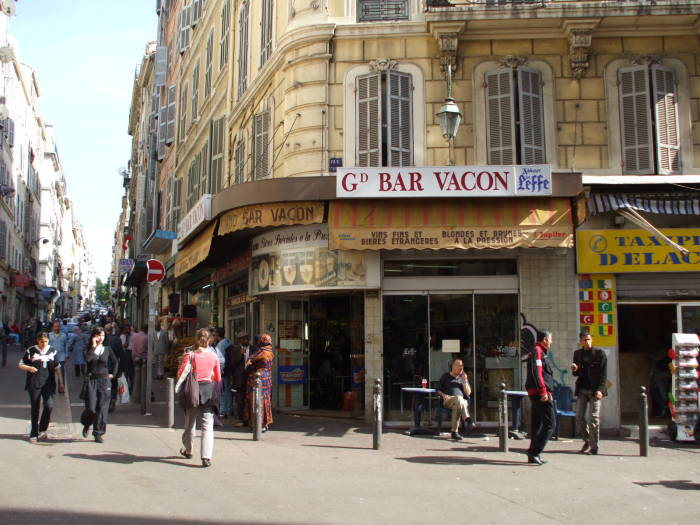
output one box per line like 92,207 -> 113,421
667,333 -> 700,443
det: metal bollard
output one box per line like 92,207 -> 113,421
253,371 -> 263,441
499,383 -> 509,452
373,378 -> 383,450
639,386 -> 649,457
140,361 -> 147,414
166,377 -> 175,428
132,360 -> 142,404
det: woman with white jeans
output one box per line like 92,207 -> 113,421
177,328 -> 221,467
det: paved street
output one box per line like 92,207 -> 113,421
1,345 -> 699,525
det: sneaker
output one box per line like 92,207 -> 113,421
94,435 -> 104,443
590,447 -> 598,455
38,431 -> 48,441
451,432 -> 463,441
28,436 -> 38,443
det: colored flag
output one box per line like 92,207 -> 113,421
580,314 -> 594,324
598,302 -> 613,313
598,325 -> 613,336
580,302 -> 594,312
598,290 -> 612,301
598,313 -> 612,324
579,279 -> 593,289
579,291 -> 592,300
597,279 -> 612,290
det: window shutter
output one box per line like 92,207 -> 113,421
200,140 -> 210,194
166,85 -> 176,143
517,67 -> 546,164
158,99 -> 167,160
154,45 -> 168,87
192,61 -> 200,122
205,31 -> 213,98
192,0 -> 201,27
211,117 -> 224,192
220,0 -> 230,69
260,0 -> 273,66
651,65 -> 680,174
179,5 -> 191,53
235,138 -> 245,184
237,2 -> 249,98
179,85 -> 188,143
619,65 -> 653,174
253,111 -> 269,180
485,69 -> 515,165
0,221 -> 5,260
7,117 -> 14,147
387,71 -> 413,167
356,73 -> 381,167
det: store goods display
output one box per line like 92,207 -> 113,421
667,333 -> 700,443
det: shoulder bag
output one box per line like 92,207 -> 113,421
178,351 -> 200,410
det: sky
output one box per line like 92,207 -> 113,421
9,1 -> 158,281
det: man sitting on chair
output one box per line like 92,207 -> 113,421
437,359 -> 472,441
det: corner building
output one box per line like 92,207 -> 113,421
159,1 -> 700,428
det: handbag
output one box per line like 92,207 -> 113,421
117,375 -> 130,404
178,352 -> 200,410
78,378 -> 88,401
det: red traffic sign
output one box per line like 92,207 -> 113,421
146,259 -> 166,283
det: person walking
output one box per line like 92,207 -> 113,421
153,320 -> 172,380
525,330 -> 555,466
80,326 -> 118,443
68,325 -> 88,377
119,324 -> 134,390
104,323 -> 124,413
18,332 -> 59,442
215,327 -> 233,418
244,333 -> 275,432
571,333 -> 608,455
48,321 -> 68,394
176,328 -> 221,467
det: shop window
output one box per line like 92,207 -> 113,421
619,65 -> 680,174
383,259 -> 517,277
485,67 -> 545,165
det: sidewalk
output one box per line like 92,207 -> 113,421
1,349 -> 699,525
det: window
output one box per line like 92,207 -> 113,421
192,60 -> 200,122
158,90 -> 167,160
619,65 -> 680,174
220,0 -> 231,70
178,84 -> 188,143
252,110 -> 270,180
204,31 -> 213,99
210,117 -> 225,192
178,4 -> 191,53
485,67 -> 545,165
154,45 -> 168,87
356,70 -> 413,167
234,136 -> 246,184
260,0 -> 273,66
237,1 -> 249,98
357,0 -> 409,22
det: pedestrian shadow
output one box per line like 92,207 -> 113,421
634,479 -> 700,491
0,434 -> 76,444
64,451 -> 201,468
425,446 -> 530,455
302,443 -> 372,451
396,455 -> 530,467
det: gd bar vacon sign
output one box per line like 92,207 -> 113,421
336,165 -> 552,198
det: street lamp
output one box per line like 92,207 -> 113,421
436,65 -> 462,165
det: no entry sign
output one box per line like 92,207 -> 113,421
146,259 -> 166,283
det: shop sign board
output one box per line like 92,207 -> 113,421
218,201 -> 324,237
250,224 -> 379,294
336,165 -> 552,198
177,194 -> 212,246
11,273 -> 30,287
278,365 -> 307,384
118,258 -> 135,275
578,274 -> 616,346
577,228 -> 700,273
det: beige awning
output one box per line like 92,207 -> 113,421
218,201 -> 324,237
174,221 -> 217,278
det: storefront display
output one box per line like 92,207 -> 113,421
667,333 -> 700,442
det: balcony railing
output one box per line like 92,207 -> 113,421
358,0 -> 410,22
427,0 -> 689,6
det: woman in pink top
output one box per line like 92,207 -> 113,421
177,327 -> 221,467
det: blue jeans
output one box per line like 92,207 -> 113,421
220,377 -> 232,416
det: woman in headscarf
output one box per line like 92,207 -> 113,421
81,326 -> 118,443
245,333 -> 275,432
18,332 -> 59,442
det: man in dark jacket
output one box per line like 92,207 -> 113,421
525,330 -> 555,466
571,333 -> 607,455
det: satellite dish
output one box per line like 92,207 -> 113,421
1,0 -> 16,17
0,45 -> 14,64
0,104 -> 8,121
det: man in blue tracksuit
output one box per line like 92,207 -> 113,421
525,330 -> 555,466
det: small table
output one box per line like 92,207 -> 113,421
504,390 -> 528,440
401,387 -> 437,436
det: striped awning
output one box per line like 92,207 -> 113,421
588,194 -> 700,215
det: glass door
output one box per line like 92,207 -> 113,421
679,303 -> 700,337
276,298 -> 310,410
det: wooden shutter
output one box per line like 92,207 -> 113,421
154,45 -> 168,87
260,0 -> 273,66
205,31 -> 213,98
357,73 -> 381,167
485,69 -> 515,165
7,117 -> 14,147
211,117 -> 224,191
237,2 -> 249,98
619,65 -> 653,174
220,0 -> 230,68
166,85 -> 176,143
235,138 -> 245,184
179,85 -> 188,142
652,65 -> 680,174
158,99 -> 167,160
387,71 -> 413,167
517,67 -> 545,164
200,140 -> 210,194
253,111 -> 269,180
192,0 -> 201,27
192,61 -> 199,122
0,221 -> 6,260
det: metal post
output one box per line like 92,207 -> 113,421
140,360 -> 147,414
373,378 -> 383,450
499,383 -> 509,452
132,359 -> 142,404
253,371 -> 263,441
166,377 -> 174,428
640,386 -> 649,457
145,282 -> 157,415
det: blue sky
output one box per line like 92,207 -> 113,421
9,1 -> 157,281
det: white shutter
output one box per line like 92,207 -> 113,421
192,0 -> 201,27
237,2 -> 249,98
191,61 -> 200,122
179,5 -> 191,53
179,85 -> 188,142
154,45 -> 168,87
253,111 -> 269,180
651,65 -> 680,174
357,73 -> 381,167
235,138 -> 245,184
200,141 -> 210,194
260,0 -> 273,66
485,69 -> 515,165
619,65 -> 653,174
517,67 -> 546,164
158,99 -> 167,160
205,31 -> 213,98
211,117 -> 224,191
7,118 -> 14,148
387,71 -> 413,167
220,0 -> 230,69
166,85 -> 176,143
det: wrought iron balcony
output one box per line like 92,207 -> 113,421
358,0 -> 410,22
